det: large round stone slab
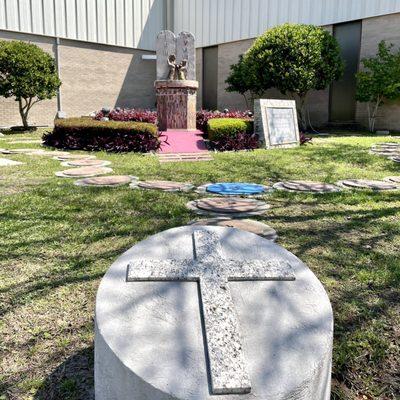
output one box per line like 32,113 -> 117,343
56,166 -> 113,178
391,156 -> 400,163
189,218 -> 278,241
188,197 -> 270,217
62,159 -> 111,167
337,179 -> 398,190
205,183 -> 269,196
274,180 -> 341,193
383,176 -> 400,184
95,226 -> 333,400
75,175 -> 136,187
54,154 -> 96,161
136,180 -> 194,192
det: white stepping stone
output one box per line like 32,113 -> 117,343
383,176 -> 400,184
273,180 -> 341,193
391,156 -> 400,163
61,159 -> 111,167
0,158 -> 24,166
187,197 -> 270,217
0,148 -> 38,154
56,166 -> 113,178
337,179 -> 398,190
75,175 -> 137,187
54,154 -> 96,161
189,218 -> 278,241
133,180 -> 194,192
95,226 -> 333,400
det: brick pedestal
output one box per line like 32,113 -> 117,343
155,80 -> 199,131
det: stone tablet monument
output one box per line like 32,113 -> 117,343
155,31 -> 198,131
95,226 -> 333,399
254,99 -> 300,148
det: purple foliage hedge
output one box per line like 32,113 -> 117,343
210,132 -> 260,152
95,108 -> 158,124
43,117 -> 161,153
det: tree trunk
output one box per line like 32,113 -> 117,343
18,98 -> 29,129
297,94 -> 308,132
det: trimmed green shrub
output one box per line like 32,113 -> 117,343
43,118 -> 161,153
0,40 -> 61,129
207,118 -> 253,141
229,23 -> 344,129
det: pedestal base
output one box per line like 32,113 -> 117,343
155,80 -> 199,131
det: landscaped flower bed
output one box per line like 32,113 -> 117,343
196,109 -> 252,133
43,117 -> 161,153
207,117 -> 259,151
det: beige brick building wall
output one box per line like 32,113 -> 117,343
0,30 -> 156,128
356,13 -> 400,131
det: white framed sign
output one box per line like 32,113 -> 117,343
254,99 -> 300,148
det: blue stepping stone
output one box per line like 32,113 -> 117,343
206,182 -> 266,195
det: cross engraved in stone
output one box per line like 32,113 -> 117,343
126,230 -> 295,395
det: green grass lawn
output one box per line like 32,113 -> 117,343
0,130 -> 399,400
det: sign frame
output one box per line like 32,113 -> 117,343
254,99 -> 300,149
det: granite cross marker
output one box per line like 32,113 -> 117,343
127,230 -> 295,395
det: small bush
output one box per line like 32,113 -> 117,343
43,118 -> 161,153
95,108 -> 157,124
207,118 -> 253,141
196,110 -> 251,132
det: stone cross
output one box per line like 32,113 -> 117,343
156,30 -> 196,81
127,230 -> 295,395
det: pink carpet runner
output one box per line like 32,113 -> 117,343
159,130 -> 208,153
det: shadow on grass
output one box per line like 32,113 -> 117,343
33,347 -> 94,400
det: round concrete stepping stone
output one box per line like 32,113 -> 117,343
200,182 -> 270,196
61,159 -> 111,167
0,148 -> 38,154
56,166 -> 113,178
187,197 -> 270,217
0,158 -> 24,166
337,179 -> 398,190
75,175 -> 136,187
54,154 -> 96,161
274,180 -> 341,193
370,149 -> 400,157
372,142 -> 400,148
135,180 -> 194,192
189,218 -> 278,241
29,150 -> 70,156
383,176 -> 400,184
391,156 -> 400,163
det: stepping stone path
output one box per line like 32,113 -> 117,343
391,156 -> 400,163
134,180 -> 194,192
31,150 -> 70,156
0,148 -> 39,154
157,152 -> 213,163
75,175 -> 135,187
0,158 -> 24,166
274,180 -> 341,193
384,176 -> 400,183
61,159 -> 111,167
189,218 -> 278,241
56,166 -> 113,178
337,179 -> 398,190
54,154 -> 96,161
187,197 -> 270,217
198,182 -> 271,196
